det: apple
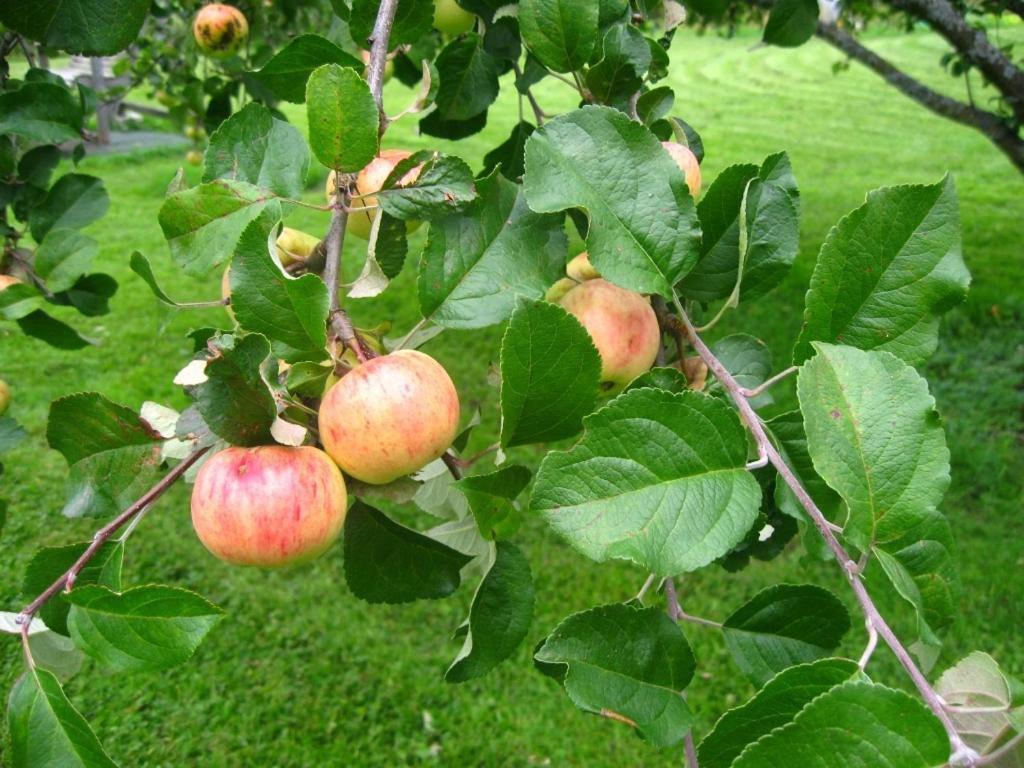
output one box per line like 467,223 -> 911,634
326,149 -> 423,240
275,227 -> 319,267
155,89 -> 175,108
319,350 -> 460,484
190,445 -> 347,566
359,50 -> 394,84
0,274 -> 22,290
544,276 -> 578,303
0,379 -> 10,416
662,141 -> 702,199
192,3 -> 249,59
434,0 -> 476,35
566,252 -> 601,282
559,278 -> 661,392
185,125 -> 206,142
185,149 -> 203,166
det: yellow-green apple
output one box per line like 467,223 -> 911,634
192,3 -> 249,58
185,149 -> 203,166
326,149 -> 424,240
433,0 -> 476,35
275,227 -> 319,267
319,350 -> 460,484
559,278 -> 660,392
566,252 -> 601,282
359,50 -> 394,83
190,445 -> 347,566
544,276 -> 578,303
0,379 -> 9,415
0,275 -> 22,290
662,141 -> 701,199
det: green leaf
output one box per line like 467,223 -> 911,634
722,584 -> 851,685
794,177 -> 968,365
0,81 -> 82,143
456,465 -> 532,539
625,366 -> 690,394
349,0 -> 434,48
937,652 -> 1022,759
519,0 -> 599,73
446,542 -> 534,682
203,103 -> 309,199
709,334 -> 775,407
376,151 -> 478,220
798,343 -> 951,553
636,86 -> 675,126
0,0 -> 150,55
763,0 -> 819,47
698,658 -> 861,768
481,121 -> 535,180
764,410 -> 843,525
732,681 -> 948,767
435,34 -> 500,122
29,174 -> 109,242
343,501 -> 472,604
16,310 -> 92,350
306,64 -> 379,173
187,334 -> 277,446
65,585 -> 223,673
420,108 -> 489,141
22,542 -> 123,637
585,23 -> 651,106
47,393 -> 162,519
535,603 -> 696,746
129,251 -> 188,306
7,668 -> 116,768
158,179 -> 281,276
532,388 -> 762,576
523,106 -> 700,296
418,172 -> 566,329
230,216 -> 329,363
60,273 -> 117,318
499,300 -> 601,447
34,230 -> 98,294
249,35 -> 363,104
0,417 -> 28,453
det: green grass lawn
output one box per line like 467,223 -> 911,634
2,27 -> 1022,767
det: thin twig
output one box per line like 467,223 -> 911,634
636,573 -> 658,603
448,442 -> 500,469
858,618 -> 878,670
441,451 -> 463,480
666,579 -> 703,768
684,731 -> 700,768
740,366 -> 799,399
511,62 -> 546,125
396,316 -> 429,350
667,297 -> 978,765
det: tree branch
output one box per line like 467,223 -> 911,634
666,299 -> 979,766
815,21 -> 1024,173
17,447 -> 210,627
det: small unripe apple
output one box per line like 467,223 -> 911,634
545,277 -> 578,303
193,3 -> 249,59
190,445 -> 347,566
566,252 -> 601,282
0,379 -> 10,416
559,279 -> 661,392
155,89 -> 175,107
185,149 -> 203,166
185,125 -> 206,142
359,50 -> 394,84
327,150 -> 423,240
319,350 -> 460,484
275,227 -> 319,267
0,274 -> 22,290
662,141 -> 702,200
434,0 -> 476,35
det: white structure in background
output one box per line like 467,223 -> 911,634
51,56 -> 131,144
818,0 -> 841,24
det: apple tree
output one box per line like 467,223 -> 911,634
2,1 -> 1022,767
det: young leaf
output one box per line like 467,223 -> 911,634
937,652 -> 1022,758
0,0 -> 150,55
47,392 -> 163,519
535,603 -> 696,746
532,388 -> 761,576
698,658 -> 860,768
248,34 -> 363,104
481,121 -> 535,180
129,251 -> 192,307
794,177 -> 968,365
343,501 -> 472,604
159,179 -> 282,276
7,669 -> 117,768
203,103 -> 310,199
186,334 -> 277,446
418,172 -> 566,329
456,465 -> 532,539
306,64 -> 379,172
349,0 -> 434,48
230,216 -> 329,363
375,151 -> 477,220
0,82 -> 83,143
65,585 -> 223,673
732,681 -> 948,767
798,344 -> 951,553
763,0 -> 819,47
721,584 -> 851,685
22,541 -> 123,636
499,300 -> 601,447
435,34 -> 500,122
519,0 -> 600,73
446,542 -> 534,683
585,23 -> 651,106
636,86 -> 675,125
523,106 -> 700,297
34,230 -> 99,294
29,174 -> 109,242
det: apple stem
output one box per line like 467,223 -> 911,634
666,295 -> 978,766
